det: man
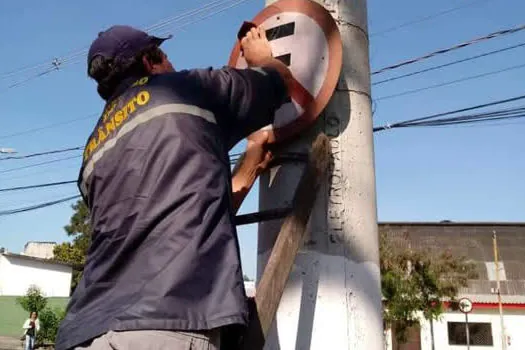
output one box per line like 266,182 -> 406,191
55,24 -> 291,350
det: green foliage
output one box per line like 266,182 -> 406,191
36,307 -> 66,344
15,286 -> 66,345
380,229 -> 478,344
52,200 -> 91,292
243,274 -> 253,281
16,285 -> 47,314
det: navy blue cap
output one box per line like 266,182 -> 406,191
88,25 -> 172,65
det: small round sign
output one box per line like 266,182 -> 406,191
228,0 -> 343,144
458,297 -> 473,314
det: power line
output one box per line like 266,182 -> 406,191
0,163 -> 80,182
5,101 -> 525,214
0,155 -> 81,174
0,180 -> 77,193
0,143 -> 242,163
375,110 -> 525,130
376,62 -> 525,101
394,111 -> 525,129
0,114 -> 97,141
0,152 -> 241,194
0,195 -> 81,217
372,41 -> 525,86
404,106 -> 525,126
374,93 -> 525,132
372,23 -> 525,75
0,152 -> 241,186
0,0 -> 253,140
5,95 -> 525,193
0,0 -> 253,90
0,0 -> 231,79
370,0 -> 490,37
0,146 -> 83,161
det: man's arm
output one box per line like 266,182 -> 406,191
231,131 -> 272,213
186,26 -> 293,149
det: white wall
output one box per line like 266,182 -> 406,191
23,242 -> 56,259
0,255 -> 7,295
0,254 -> 72,297
420,309 -> 524,350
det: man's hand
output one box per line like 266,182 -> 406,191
231,131 -> 273,213
241,26 -> 273,67
241,25 -> 293,97
243,131 -> 273,176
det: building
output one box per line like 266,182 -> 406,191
383,222 -> 525,350
0,242 -> 73,297
22,241 -> 57,259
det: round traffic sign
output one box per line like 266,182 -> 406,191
458,297 -> 473,313
228,0 -> 342,144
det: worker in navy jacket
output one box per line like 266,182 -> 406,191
55,24 -> 291,350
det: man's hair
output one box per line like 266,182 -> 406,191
88,45 -> 165,100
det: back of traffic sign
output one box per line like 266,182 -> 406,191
228,0 -> 342,144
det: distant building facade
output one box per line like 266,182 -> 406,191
0,241 -> 72,297
382,222 -> 525,350
22,241 -> 57,259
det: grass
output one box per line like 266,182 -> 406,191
0,297 -> 69,337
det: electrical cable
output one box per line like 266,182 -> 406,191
386,93 -> 525,126
0,152 -> 245,193
0,114 -> 97,141
0,180 -> 77,193
0,163 -> 81,182
403,107 -> 525,127
0,0 -> 253,140
372,23 -> 525,75
1,0 -> 234,78
0,152 -> 240,179
0,0 -> 253,90
372,41 -> 525,86
5,102 -> 525,194
370,0 -> 490,37
0,146 -> 242,163
0,195 -> 82,217
0,147 -> 83,161
373,93 -> 525,131
3,102 -> 525,215
0,155 -> 81,174
376,62 -> 525,101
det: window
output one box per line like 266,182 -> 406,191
448,322 -> 493,346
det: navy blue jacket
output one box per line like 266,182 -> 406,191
55,66 -> 287,350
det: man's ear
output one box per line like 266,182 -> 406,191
142,55 -> 154,74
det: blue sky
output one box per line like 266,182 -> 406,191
1,0 -> 524,278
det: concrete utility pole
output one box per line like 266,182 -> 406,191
257,0 -> 383,349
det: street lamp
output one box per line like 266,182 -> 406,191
0,148 -> 16,154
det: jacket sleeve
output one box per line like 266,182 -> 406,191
35,319 -> 40,332
22,319 -> 30,329
187,66 -> 288,149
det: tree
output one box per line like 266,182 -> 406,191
16,285 -> 47,314
16,286 -> 66,345
37,307 -> 66,344
380,229 -> 477,347
52,200 -> 91,293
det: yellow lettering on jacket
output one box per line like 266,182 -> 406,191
83,90 -> 151,161
132,76 -> 149,87
136,91 -> 150,106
